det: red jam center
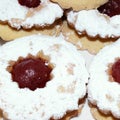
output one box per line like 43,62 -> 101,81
112,59 -> 120,83
11,58 -> 52,91
18,0 -> 41,8
97,0 -> 120,17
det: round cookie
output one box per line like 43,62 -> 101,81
0,20 -> 62,41
50,0 -> 108,11
0,34 -> 89,120
61,21 -> 116,54
67,0 -> 120,39
0,0 -> 63,29
88,38 -> 120,119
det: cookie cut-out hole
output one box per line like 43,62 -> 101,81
18,0 -> 41,8
111,58 -> 120,83
107,58 -> 120,84
7,53 -> 53,91
98,0 -> 120,17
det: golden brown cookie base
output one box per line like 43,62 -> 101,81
0,19 -> 62,41
90,105 -> 118,120
0,109 -> 3,120
50,0 -> 108,11
61,21 -> 116,54
1,19 -> 116,54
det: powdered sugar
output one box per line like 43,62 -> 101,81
67,10 -> 120,38
0,34 -> 89,120
0,0 -> 63,29
88,38 -> 120,119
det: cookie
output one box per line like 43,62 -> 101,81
90,106 -> 117,120
0,34 -> 89,120
88,38 -> 120,119
67,0 -> 120,39
50,0 -> 108,11
0,19 -> 62,41
0,0 -> 63,29
61,21 -> 116,54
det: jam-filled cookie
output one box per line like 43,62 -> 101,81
50,0 -> 108,11
67,0 -> 120,38
0,0 -> 63,29
0,34 -> 89,120
88,38 -> 120,119
61,21 -> 116,54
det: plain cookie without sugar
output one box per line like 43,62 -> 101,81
0,20 -> 62,41
61,21 -> 116,54
50,0 -> 108,11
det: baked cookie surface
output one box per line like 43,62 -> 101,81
0,19 -> 62,41
90,106 -> 118,120
50,0 -> 108,11
0,34 -> 89,120
61,21 -> 116,54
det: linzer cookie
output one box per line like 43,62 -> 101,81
0,0 -> 63,29
50,0 -> 108,11
0,34 -> 89,120
61,21 -> 116,54
88,38 -> 120,119
67,0 -> 120,38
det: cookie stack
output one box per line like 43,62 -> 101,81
0,0 -> 120,120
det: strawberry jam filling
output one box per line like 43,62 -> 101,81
18,0 -> 41,8
10,57 -> 52,91
97,0 -> 120,17
111,59 -> 120,83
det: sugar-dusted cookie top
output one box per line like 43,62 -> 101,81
0,0 -> 63,29
50,0 -> 108,11
0,34 -> 89,120
67,0 -> 120,38
88,38 -> 120,119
